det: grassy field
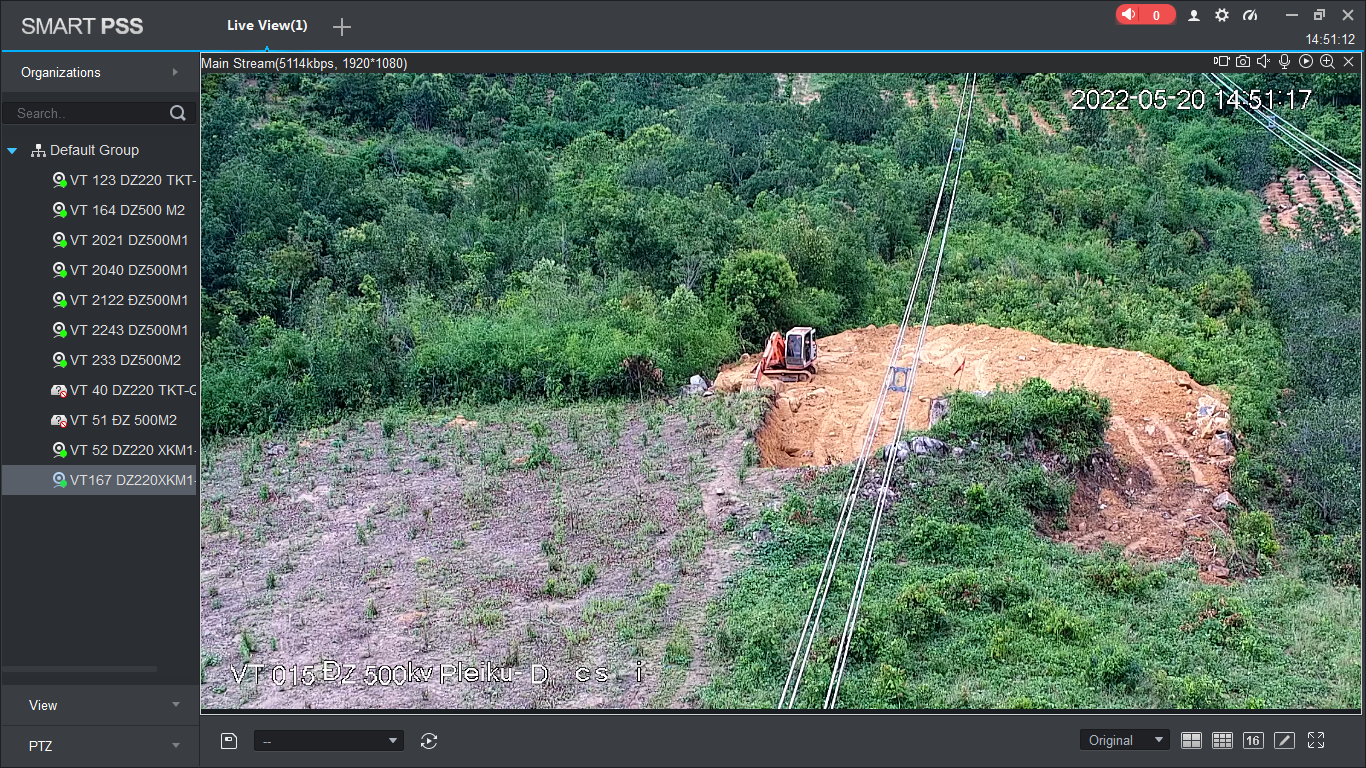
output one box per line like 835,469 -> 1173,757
199,393 -> 778,708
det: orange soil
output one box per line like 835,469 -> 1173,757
716,323 -> 1238,581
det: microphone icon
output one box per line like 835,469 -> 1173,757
1279,54 -> 1291,69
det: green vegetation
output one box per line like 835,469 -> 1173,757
704,382 -> 1360,709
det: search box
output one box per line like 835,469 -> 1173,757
3,101 -> 198,124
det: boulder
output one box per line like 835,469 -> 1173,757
1208,433 -> 1234,457
928,397 -> 950,427
911,436 -> 948,456
951,446 -> 965,458
679,374 -> 711,396
1211,490 -> 1239,510
752,525 -> 775,545
883,441 -> 910,462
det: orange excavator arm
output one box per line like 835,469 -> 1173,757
753,331 -> 786,384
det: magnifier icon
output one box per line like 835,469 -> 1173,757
1320,54 -> 1335,69
169,104 -> 186,121
53,472 -> 67,489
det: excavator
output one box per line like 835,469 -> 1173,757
754,326 -> 819,384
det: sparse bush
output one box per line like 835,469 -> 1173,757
664,626 -> 693,666
1233,509 -> 1279,559
644,582 -> 673,612
929,378 -> 1110,464
1084,546 -> 1166,597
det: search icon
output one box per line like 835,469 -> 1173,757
1320,54 -> 1335,69
169,104 -> 186,121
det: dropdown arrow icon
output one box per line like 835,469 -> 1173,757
172,701 -> 180,707
390,737 -> 398,743
172,743 -> 180,748
1155,736 -> 1164,742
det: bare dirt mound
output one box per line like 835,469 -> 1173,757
715,323 -> 1238,581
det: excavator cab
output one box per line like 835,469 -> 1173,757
784,327 -> 817,371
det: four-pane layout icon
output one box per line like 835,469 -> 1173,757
1180,732 -> 1202,749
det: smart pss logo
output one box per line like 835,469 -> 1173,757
21,17 -> 144,34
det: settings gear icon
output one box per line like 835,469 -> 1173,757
1215,8 -> 1230,21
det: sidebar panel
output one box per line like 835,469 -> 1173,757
1,90 -> 201,765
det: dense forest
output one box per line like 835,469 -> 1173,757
200,70 -> 1360,589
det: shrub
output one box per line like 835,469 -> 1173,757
889,582 -> 947,638
1084,545 -> 1167,596
905,516 -> 978,564
1233,509 -> 1279,559
1088,646 -> 1145,692
929,378 -> 1110,464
